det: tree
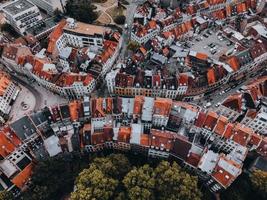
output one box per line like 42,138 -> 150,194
0,191 -> 13,200
114,15 -> 126,25
71,165 -> 118,200
154,161 -> 202,200
22,152 -> 90,200
127,41 -> 140,51
93,154 -> 131,179
65,0 -> 98,23
123,164 -> 155,200
250,169 -> 267,199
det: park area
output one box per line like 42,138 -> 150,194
93,0 -> 127,25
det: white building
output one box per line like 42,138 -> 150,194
2,0 -> 43,35
245,106 -> 267,135
0,72 -> 20,123
29,0 -> 66,15
59,19 -> 106,50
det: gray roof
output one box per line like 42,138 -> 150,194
130,124 -> 142,144
3,0 -> 35,15
10,116 -> 37,141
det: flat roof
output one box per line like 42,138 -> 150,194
3,0 -> 35,16
63,21 -> 106,36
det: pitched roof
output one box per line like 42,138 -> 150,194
11,163 -> 33,189
227,56 -> 240,71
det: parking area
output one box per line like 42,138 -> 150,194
188,29 -> 235,60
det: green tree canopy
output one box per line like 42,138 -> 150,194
123,164 -> 155,200
127,41 -> 140,51
154,161 -> 202,200
22,152 -> 90,200
93,154 -> 131,179
71,165 -> 118,200
250,169 -> 267,199
65,0 -> 98,23
0,190 -> 13,200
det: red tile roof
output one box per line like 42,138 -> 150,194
153,98 -> 172,116
207,68 -> 216,85
12,163 -> 33,189
117,127 -> 132,143
212,155 -> 241,188
227,56 -> 240,71
223,123 -> 234,139
204,111 -> 218,130
47,20 -> 67,54
133,96 -> 145,115
223,93 -> 243,112
194,112 -> 207,127
232,123 -> 253,146
214,116 -> 228,136
248,133 -> 262,147
150,129 -> 176,150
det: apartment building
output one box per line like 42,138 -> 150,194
29,0 -> 66,15
2,0 -> 43,35
0,71 -> 20,123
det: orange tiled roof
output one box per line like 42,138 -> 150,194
195,112 -> 207,127
0,131 -> 16,158
223,93 -> 243,112
150,129 -> 176,150
227,56 -> 240,71
140,134 -> 149,146
178,73 -> 188,86
223,123 -> 234,139
153,98 -> 172,116
47,20 -> 67,54
118,127 -> 131,143
214,116 -> 228,136
248,133 -> 262,147
196,52 -> 208,60
69,100 -> 81,122
207,68 -> 216,85
0,72 -> 11,96
203,111 -> 218,130
133,96 -> 145,115
212,156 -> 241,188
232,123 -> 253,146
12,163 -> 33,189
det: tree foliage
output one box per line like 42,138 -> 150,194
154,161 -> 202,200
93,153 -> 131,179
71,165 -> 118,200
123,164 -> 155,200
0,190 -> 13,200
65,0 -> 98,23
127,41 -> 140,51
22,152 -> 90,200
250,169 -> 267,199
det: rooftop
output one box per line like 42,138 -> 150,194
3,0 -> 35,16
63,20 -> 107,36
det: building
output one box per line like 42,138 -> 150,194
29,0 -> 66,15
0,71 -> 20,123
2,0 -> 43,35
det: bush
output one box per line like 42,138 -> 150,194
114,15 -> 126,25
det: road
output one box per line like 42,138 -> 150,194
119,0 -> 144,59
193,67 -> 267,109
10,74 -> 42,111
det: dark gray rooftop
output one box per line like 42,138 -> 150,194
10,116 -> 37,141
